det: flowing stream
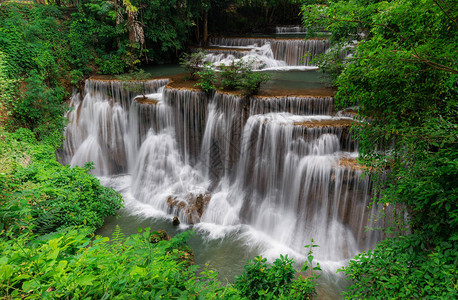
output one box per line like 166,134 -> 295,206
63,38 -> 387,298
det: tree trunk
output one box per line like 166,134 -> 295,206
203,10 -> 208,47
196,17 -> 200,44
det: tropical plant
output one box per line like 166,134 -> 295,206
196,62 -> 217,93
234,240 -> 320,299
180,51 -> 207,79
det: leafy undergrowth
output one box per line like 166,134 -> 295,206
0,128 -> 123,237
340,235 -> 457,299
0,228 -> 240,299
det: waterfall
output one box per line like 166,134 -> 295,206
64,77 -> 387,266
209,37 -> 330,66
276,26 -> 307,34
63,79 -> 169,174
250,96 -> 334,115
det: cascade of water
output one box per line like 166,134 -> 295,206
205,44 -> 287,69
276,26 -> 307,34
63,79 -> 169,175
199,92 -> 246,183
250,96 -> 334,116
210,37 -> 330,66
200,113 -> 378,260
163,87 -> 210,165
64,75 -> 386,268
202,49 -> 250,62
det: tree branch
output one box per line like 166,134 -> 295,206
432,0 -> 458,30
328,17 -> 458,74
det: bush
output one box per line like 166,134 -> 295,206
218,59 -> 270,95
0,129 -> 123,236
186,57 -> 271,96
219,60 -> 246,90
235,255 -> 295,299
234,241 -> 320,299
238,68 -> 271,96
116,69 -> 152,98
339,235 -> 458,299
196,62 -> 217,93
180,51 -> 207,80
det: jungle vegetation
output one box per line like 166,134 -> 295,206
0,0 -> 456,298
301,0 -> 457,298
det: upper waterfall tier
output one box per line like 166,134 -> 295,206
209,37 -> 329,66
276,26 -> 307,34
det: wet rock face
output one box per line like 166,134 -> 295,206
172,216 -> 180,226
167,193 -> 212,224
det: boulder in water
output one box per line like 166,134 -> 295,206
167,193 -> 212,224
172,216 -> 180,226
150,230 -> 171,243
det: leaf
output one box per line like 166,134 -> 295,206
130,265 -> 147,277
75,275 -> 97,286
307,255 -> 314,264
0,265 -> 14,280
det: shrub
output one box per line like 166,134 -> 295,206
235,255 -> 295,299
13,71 -> 68,142
0,130 -> 123,237
218,59 -> 270,95
234,240 -> 320,299
116,69 -> 152,98
187,57 -> 272,96
96,52 -> 129,75
238,69 -> 271,96
196,62 -> 217,93
219,60 -> 245,90
180,51 -> 207,79
339,235 -> 458,299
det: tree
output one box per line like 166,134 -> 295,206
302,0 -> 457,297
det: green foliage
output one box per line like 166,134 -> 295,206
302,0 -> 458,297
116,69 -> 152,98
237,68 -> 271,97
196,62 -> 217,93
235,255 -> 295,299
0,227 -> 239,299
217,59 -> 270,95
340,235 -> 458,299
0,129 -> 123,237
0,51 -> 17,107
180,51 -> 207,79
234,241 -> 320,299
13,70 -> 68,142
95,53 -> 129,75
191,58 -> 271,96
219,60 -> 246,90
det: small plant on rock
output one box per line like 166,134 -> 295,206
116,69 -> 151,98
239,69 -> 271,96
196,62 -> 217,93
180,51 -> 207,80
218,60 -> 244,90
